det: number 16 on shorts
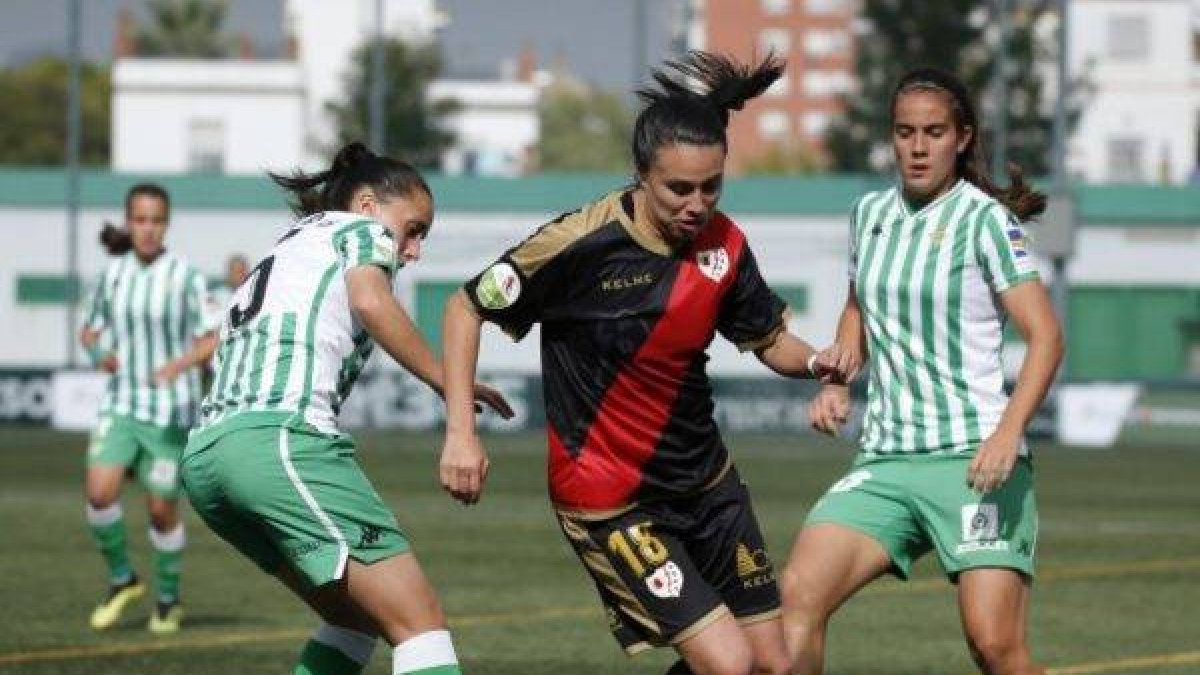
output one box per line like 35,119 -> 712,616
608,522 -> 684,599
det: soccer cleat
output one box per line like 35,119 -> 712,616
89,575 -> 146,630
148,599 -> 184,634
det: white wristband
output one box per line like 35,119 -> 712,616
806,353 -> 819,377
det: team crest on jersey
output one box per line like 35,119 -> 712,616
645,561 -> 684,599
695,247 -> 730,282
476,262 -> 522,310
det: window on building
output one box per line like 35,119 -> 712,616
804,30 -> 849,58
758,110 -> 791,141
187,119 -> 225,173
806,0 -> 844,14
803,111 -> 830,137
1108,137 -> 1145,183
761,0 -> 791,15
1107,14 -> 1149,60
759,28 -> 791,57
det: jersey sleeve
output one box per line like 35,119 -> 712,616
184,268 -> 219,338
976,205 -> 1040,293
463,210 -> 582,341
335,219 -> 399,276
717,240 -> 789,352
83,270 -> 110,332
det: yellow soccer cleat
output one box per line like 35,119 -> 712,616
148,600 -> 184,634
89,576 -> 146,630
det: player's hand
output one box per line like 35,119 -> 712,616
99,355 -> 118,374
472,382 -> 514,419
439,432 -> 490,505
814,342 -> 862,384
967,429 -> 1020,494
808,384 -> 850,437
153,359 -> 185,386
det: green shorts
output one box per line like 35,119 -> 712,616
804,453 -> 1037,580
87,414 -> 187,499
180,424 -> 410,588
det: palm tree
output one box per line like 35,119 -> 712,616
134,0 -> 232,58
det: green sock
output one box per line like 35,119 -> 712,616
295,640 -> 367,675
86,504 -> 132,583
149,524 -> 185,602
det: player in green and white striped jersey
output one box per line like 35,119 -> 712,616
80,183 -> 218,634
181,143 -> 511,675
780,69 -> 1063,675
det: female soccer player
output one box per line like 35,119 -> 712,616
81,183 -> 218,633
779,68 -> 1063,675
441,52 -> 843,675
181,142 -> 511,675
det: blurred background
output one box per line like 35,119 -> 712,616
0,3 -> 1198,674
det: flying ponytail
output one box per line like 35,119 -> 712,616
632,51 -> 786,172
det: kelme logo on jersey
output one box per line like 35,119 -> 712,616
696,247 -> 730,282
476,263 -> 522,310
645,561 -> 684,599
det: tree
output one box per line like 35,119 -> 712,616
826,0 -> 1085,177
327,38 -> 458,169
134,0 -> 232,58
0,58 -> 110,166
537,84 -> 633,172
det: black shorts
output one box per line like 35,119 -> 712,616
555,466 -> 781,655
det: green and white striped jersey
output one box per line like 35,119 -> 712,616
195,212 -> 398,438
84,250 -> 217,428
850,180 -> 1039,456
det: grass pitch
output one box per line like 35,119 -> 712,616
0,427 -> 1197,674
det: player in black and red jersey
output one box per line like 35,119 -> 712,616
440,51 -> 844,675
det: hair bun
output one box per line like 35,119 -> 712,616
331,142 -> 374,173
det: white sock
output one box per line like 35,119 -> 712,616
148,522 -> 186,552
314,622 -> 377,666
85,502 -> 123,526
392,629 -> 458,674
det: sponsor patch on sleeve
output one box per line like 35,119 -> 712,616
475,262 -> 522,310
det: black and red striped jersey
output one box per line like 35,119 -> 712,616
464,189 -> 787,514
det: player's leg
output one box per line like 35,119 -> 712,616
780,460 -> 922,675
277,567 -> 381,675
673,612 -> 754,675
137,422 -> 188,633
84,414 -> 145,629
958,569 -> 1043,675
913,456 -> 1041,675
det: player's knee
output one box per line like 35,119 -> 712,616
778,567 -> 827,626
966,627 -> 1024,674
147,502 -> 178,531
751,650 -> 792,675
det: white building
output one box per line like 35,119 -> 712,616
1068,0 -> 1200,184
112,59 -> 305,174
429,79 -> 539,176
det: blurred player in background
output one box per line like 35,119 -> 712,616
442,52 -> 843,675
180,142 -> 512,675
207,253 -> 251,322
80,182 -> 218,633
780,68 -> 1063,675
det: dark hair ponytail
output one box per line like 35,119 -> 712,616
99,222 -> 132,255
632,51 -> 785,173
101,182 -> 171,255
891,68 -> 1046,221
269,142 -> 432,216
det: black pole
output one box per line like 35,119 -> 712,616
65,0 -> 81,368
369,0 -> 386,153
992,0 -> 1009,180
